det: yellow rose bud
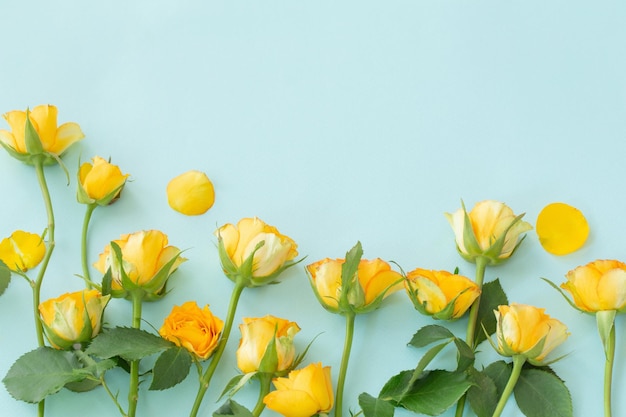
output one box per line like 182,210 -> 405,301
39,289 -> 110,350
0,230 -> 45,272
93,230 -> 186,300
263,362 -> 334,417
306,257 -> 403,314
445,200 -> 533,265
405,268 -> 480,320
166,170 -> 215,216
236,315 -> 300,374
159,301 -> 224,360
216,217 -> 298,286
494,303 -> 568,365
0,104 -> 84,164
77,156 -> 129,206
561,259 -> 626,313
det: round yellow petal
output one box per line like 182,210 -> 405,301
166,170 -> 215,216
536,202 -> 589,255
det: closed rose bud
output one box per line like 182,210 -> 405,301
306,257 -> 403,314
494,303 -> 568,365
77,156 -> 129,206
561,259 -> 626,313
166,170 -> 215,216
263,362 -> 334,417
0,230 -> 45,272
0,104 -> 84,164
159,301 -> 224,360
405,268 -> 480,320
93,230 -> 185,300
39,289 -> 110,350
236,315 -> 300,374
216,217 -> 298,286
445,200 -> 532,265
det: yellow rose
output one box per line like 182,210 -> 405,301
263,362 -> 334,417
494,303 -> 568,365
93,230 -> 185,299
216,217 -> 298,286
405,268 -> 480,320
159,301 -> 224,360
0,230 -> 45,272
0,104 -> 84,164
77,156 -> 129,206
236,315 -> 300,374
39,289 -> 110,350
561,259 -> 626,313
306,257 -> 403,314
166,170 -> 215,216
445,200 -> 532,265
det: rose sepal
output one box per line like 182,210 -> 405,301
597,309 -> 617,360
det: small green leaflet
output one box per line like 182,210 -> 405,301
86,327 -> 173,361
514,367 -> 572,417
149,346 -> 192,390
0,260 -> 11,296
359,392 -> 395,417
213,399 -> 254,417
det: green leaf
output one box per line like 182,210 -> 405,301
474,279 -> 508,347
452,338 -> 475,372
483,360 -> 512,397
218,373 -> 256,401
213,399 -> 254,417
408,325 -> 455,348
514,367 -> 572,417
399,370 -> 473,416
0,260 -> 11,296
86,327 -> 173,361
149,347 -> 192,390
466,368 -> 499,417
2,347 -> 84,403
359,392 -> 395,417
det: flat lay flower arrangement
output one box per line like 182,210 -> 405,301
0,104 -> 622,417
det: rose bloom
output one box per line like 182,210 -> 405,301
0,230 -> 45,272
445,200 -> 532,264
216,217 -> 298,284
236,315 -> 300,374
306,257 -> 403,313
93,230 -> 185,298
494,303 -> 568,365
263,362 -> 333,417
167,170 -> 215,216
0,104 -> 84,161
405,268 -> 480,320
39,289 -> 110,350
78,156 -> 129,205
159,301 -> 224,360
561,259 -> 626,313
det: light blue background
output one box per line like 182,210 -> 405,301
1,1 -> 625,416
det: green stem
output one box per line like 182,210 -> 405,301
81,204 -> 96,289
189,280 -> 246,417
335,312 -> 356,417
252,373 -> 273,417
454,256 -> 488,417
492,355 -> 525,417
604,324 -> 615,417
33,158 -> 56,417
127,292 -> 143,417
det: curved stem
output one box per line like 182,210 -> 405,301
127,292 -> 143,417
252,373 -> 273,417
81,204 -> 96,289
604,324 -> 615,417
189,280 -> 246,417
335,312 -> 356,417
454,256 -> 488,417
492,355 -> 525,417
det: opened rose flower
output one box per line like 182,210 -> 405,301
38,289 -> 110,350
405,268 -> 480,320
160,301 -> 224,360
263,362 -> 334,417
0,231 -> 46,272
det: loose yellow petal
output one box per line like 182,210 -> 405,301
166,170 -> 215,216
536,202 -> 589,255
